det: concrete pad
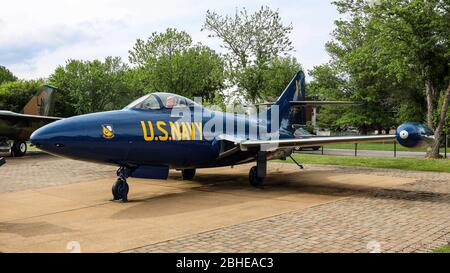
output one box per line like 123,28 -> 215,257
0,163 -> 415,252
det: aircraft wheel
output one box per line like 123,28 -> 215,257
12,141 -> 27,157
182,168 -> 196,180
112,178 -> 129,202
249,166 -> 264,187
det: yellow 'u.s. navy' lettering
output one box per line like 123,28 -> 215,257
181,122 -> 190,140
141,121 -> 154,141
194,122 -> 202,140
141,121 -> 203,142
169,121 -> 181,140
156,121 -> 168,141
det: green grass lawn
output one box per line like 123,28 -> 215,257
433,245 -> 450,253
324,141 -> 445,153
282,153 -> 450,173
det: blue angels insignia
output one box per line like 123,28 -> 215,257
102,124 -> 114,139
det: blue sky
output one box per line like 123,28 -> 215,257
0,0 -> 340,81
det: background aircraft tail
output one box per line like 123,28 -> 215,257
22,85 -> 57,116
264,70 -> 306,134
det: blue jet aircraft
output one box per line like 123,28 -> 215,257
30,71 -> 434,201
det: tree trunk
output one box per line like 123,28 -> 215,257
360,127 -> 368,135
425,78 -> 436,131
427,82 -> 450,159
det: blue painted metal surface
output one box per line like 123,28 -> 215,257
30,70 -> 432,179
131,165 -> 169,179
31,71 -> 307,169
396,122 -> 434,148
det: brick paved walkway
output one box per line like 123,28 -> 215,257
1,153 -> 449,252
0,153 -> 115,193
126,166 -> 450,253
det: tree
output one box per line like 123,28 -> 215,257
203,6 -> 297,103
312,0 -> 450,157
308,56 -> 401,133
360,0 -> 450,157
0,65 -> 17,85
0,80 -> 43,113
128,28 -> 225,102
308,65 -> 355,132
237,56 -> 302,103
129,28 -> 193,67
49,57 -> 130,116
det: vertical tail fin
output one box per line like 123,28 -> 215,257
22,85 -> 57,116
264,70 -> 306,134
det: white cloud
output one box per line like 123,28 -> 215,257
0,0 -> 339,81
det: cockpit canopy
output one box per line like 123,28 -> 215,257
125,92 -> 199,110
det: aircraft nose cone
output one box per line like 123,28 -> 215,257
30,124 -> 52,148
30,117 -> 85,155
29,110 -> 130,162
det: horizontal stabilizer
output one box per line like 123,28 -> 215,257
289,101 -> 364,107
0,110 -> 62,121
250,101 -> 364,107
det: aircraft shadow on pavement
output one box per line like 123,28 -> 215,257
177,170 -> 450,204
112,170 -> 449,220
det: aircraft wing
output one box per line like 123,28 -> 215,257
0,110 -> 63,141
239,135 -> 396,150
0,111 -> 62,122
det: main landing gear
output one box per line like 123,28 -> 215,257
12,140 -> 27,157
181,168 -> 196,180
112,166 -> 130,202
249,151 -> 267,187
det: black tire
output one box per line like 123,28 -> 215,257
182,168 -> 196,180
112,178 -> 129,201
312,147 -> 320,151
12,141 -> 27,157
249,166 -> 264,187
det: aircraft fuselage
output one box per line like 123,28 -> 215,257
31,107 -> 290,169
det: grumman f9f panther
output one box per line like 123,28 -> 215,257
30,71 -> 434,201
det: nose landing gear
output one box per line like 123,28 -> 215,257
112,166 -> 130,202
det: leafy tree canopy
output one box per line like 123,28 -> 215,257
129,28 -> 225,103
237,56 -> 302,103
203,6 -> 299,103
49,57 -> 130,116
311,0 -> 450,156
0,80 -> 43,113
0,65 -> 18,85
